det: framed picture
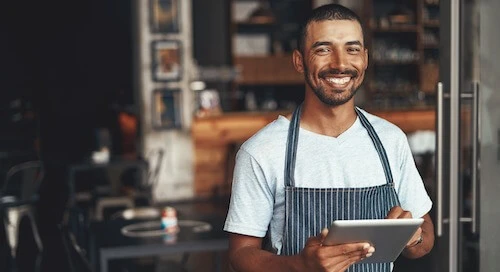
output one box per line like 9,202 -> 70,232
150,0 -> 180,33
151,40 -> 182,82
152,88 -> 182,129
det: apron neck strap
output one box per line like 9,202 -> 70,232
284,104 -> 394,187
355,107 -> 394,185
284,104 -> 302,187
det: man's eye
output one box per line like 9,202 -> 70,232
347,47 -> 361,53
315,47 -> 330,54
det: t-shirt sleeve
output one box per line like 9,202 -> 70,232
395,135 -> 433,219
224,148 -> 275,238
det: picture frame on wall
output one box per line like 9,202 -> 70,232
152,88 -> 182,130
151,40 -> 182,82
150,0 -> 180,33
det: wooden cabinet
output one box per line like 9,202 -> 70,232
420,0 -> 440,93
227,0 -> 311,111
363,0 -> 440,109
224,1 -> 441,112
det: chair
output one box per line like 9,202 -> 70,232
133,148 -> 164,205
0,161 -> 44,270
145,148 -> 164,190
61,225 -> 94,272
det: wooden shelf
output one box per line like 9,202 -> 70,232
423,20 -> 440,27
423,43 -> 439,49
228,0 -> 311,112
234,55 -> 304,85
372,25 -> 419,32
372,59 -> 420,65
364,0 -> 440,106
424,2 -> 440,7
235,21 -> 275,27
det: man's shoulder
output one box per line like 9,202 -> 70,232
240,115 -> 289,154
357,108 -> 407,141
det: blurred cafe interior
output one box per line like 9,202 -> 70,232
1,0 -> 499,271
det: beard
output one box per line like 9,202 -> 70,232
304,64 -> 361,106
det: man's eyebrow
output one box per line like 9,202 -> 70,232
346,41 -> 363,47
311,41 -> 332,48
311,40 -> 364,48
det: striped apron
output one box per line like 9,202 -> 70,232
281,105 -> 400,272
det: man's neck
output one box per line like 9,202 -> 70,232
300,100 -> 357,138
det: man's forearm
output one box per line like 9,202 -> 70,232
229,246 -> 305,272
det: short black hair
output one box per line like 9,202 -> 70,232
297,4 -> 365,53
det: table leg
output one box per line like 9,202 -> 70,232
100,253 -> 108,272
214,251 -> 222,272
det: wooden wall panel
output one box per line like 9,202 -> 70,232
192,109 -> 435,197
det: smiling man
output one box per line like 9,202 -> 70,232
224,4 -> 434,272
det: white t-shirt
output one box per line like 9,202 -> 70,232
224,108 -> 433,254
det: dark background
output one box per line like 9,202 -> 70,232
1,0 -> 134,161
1,1 -> 134,270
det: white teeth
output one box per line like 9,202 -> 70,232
326,77 -> 350,84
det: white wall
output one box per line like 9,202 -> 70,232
134,0 -> 196,202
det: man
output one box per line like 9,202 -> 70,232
224,4 -> 434,272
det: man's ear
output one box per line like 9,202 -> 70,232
292,49 -> 304,73
364,48 -> 369,70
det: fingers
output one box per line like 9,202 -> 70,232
339,243 -> 374,259
304,231 -> 325,248
329,243 -> 375,270
320,227 -> 329,239
303,235 -> 375,271
386,206 -> 413,219
322,242 -> 374,260
336,246 -> 375,271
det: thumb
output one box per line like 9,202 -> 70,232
319,228 -> 329,242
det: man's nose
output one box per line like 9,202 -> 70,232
329,50 -> 348,70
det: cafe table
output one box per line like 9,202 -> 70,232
89,207 -> 229,272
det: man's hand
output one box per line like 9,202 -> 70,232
385,206 -> 434,258
300,228 -> 375,272
385,206 -> 422,247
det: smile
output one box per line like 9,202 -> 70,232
325,77 -> 351,84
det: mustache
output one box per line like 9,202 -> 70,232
318,68 -> 358,78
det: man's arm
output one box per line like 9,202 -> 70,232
228,232 -> 374,272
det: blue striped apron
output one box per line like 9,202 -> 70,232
281,105 -> 400,272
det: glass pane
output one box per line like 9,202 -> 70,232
459,0 -> 480,270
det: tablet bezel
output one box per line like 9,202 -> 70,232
322,218 -> 424,264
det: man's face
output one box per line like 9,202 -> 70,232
294,19 -> 368,106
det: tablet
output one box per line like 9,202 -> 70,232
323,218 -> 424,264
